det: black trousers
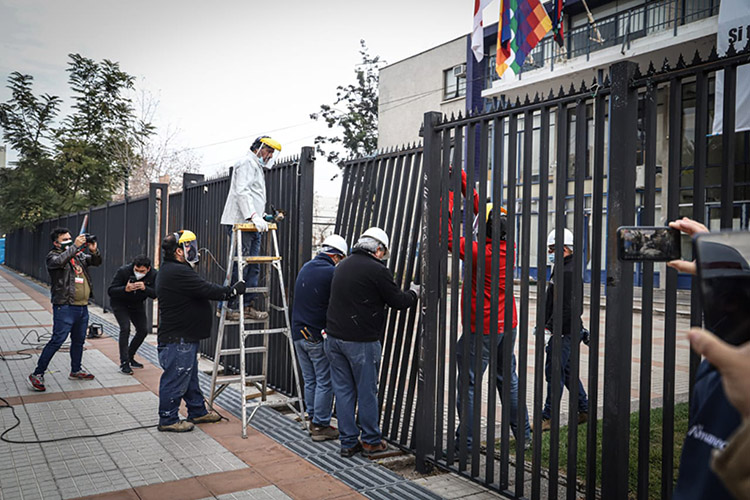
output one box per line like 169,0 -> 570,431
113,303 -> 149,364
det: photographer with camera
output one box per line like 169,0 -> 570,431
28,228 -> 101,392
108,255 -> 157,375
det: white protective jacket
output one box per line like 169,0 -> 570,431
220,152 -> 266,225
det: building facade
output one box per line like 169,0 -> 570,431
377,0 -> 747,288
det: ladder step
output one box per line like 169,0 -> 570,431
214,374 -> 266,385
214,375 -> 243,385
242,327 -> 289,337
219,346 -> 267,356
224,318 -> 269,326
234,223 -> 277,232
245,287 -> 269,293
245,396 -> 301,403
242,256 -> 281,263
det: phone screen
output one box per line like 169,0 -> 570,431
617,226 -> 681,261
695,232 -> 750,346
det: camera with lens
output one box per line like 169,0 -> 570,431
83,233 -> 97,244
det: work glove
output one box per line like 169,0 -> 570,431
230,280 -> 246,297
581,327 -> 591,346
409,282 -> 422,297
250,213 -> 268,232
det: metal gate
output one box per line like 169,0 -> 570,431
337,45 -> 750,499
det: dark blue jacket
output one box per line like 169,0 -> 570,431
673,360 -> 742,500
291,253 -> 336,342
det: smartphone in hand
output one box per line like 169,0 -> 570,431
695,232 -> 750,346
617,226 -> 681,261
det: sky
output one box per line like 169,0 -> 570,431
0,0 -> 481,197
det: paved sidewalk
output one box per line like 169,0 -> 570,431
0,267 -> 436,500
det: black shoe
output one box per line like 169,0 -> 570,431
340,442 -> 363,458
120,363 -> 133,375
129,358 -> 144,369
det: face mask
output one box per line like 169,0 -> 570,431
60,239 -> 73,249
182,240 -> 200,267
547,253 -> 555,266
133,271 -> 146,280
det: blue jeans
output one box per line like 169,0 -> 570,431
324,336 -> 381,449
157,340 -> 208,426
227,227 -> 261,309
542,334 -> 589,419
35,304 -> 88,375
294,339 -> 333,426
455,330 -> 532,449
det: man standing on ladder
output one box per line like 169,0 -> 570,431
291,234 -> 348,442
220,135 -> 282,322
156,230 -> 246,432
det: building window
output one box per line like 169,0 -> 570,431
444,64 -> 467,100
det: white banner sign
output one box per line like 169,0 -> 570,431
712,0 -> 750,135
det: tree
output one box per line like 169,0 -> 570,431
112,88 -> 201,198
0,54 -> 152,231
310,40 -> 383,165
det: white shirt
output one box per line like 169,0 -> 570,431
220,152 -> 266,225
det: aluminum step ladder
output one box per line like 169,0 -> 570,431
208,222 -> 305,438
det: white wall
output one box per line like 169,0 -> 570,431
378,35 -> 468,149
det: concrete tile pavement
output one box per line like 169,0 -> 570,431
0,267 -> 369,500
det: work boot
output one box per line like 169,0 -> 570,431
158,421 -> 194,432
578,411 -> 589,425
244,305 -> 269,321
188,412 -> 222,424
340,441 -> 362,458
362,440 -> 389,458
225,309 -> 241,321
538,417 -> 551,433
120,362 -> 134,375
309,423 -> 339,442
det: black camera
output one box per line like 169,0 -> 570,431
83,233 -> 97,244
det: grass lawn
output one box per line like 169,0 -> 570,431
501,402 -> 690,499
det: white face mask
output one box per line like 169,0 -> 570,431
133,271 -> 146,280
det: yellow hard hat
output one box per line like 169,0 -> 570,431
177,230 -> 197,244
253,136 -> 281,152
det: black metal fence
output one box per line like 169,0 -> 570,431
4,147 -> 315,396
336,45 -> 750,499
334,145 -> 425,448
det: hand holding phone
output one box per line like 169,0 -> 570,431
694,231 -> 750,346
617,226 -> 681,262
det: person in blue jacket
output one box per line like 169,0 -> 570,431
291,234 -> 348,442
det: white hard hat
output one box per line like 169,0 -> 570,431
547,228 -> 574,248
321,234 -> 348,256
361,227 -> 390,257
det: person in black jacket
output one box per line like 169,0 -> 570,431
155,230 -> 246,432
325,227 -> 419,457
28,227 -> 101,392
108,255 -> 157,375
538,228 -> 589,431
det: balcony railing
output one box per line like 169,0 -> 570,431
486,0 -> 720,88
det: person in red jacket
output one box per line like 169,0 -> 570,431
449,168 -> 531,453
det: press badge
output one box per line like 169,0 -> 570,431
75,277 -> 85,284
